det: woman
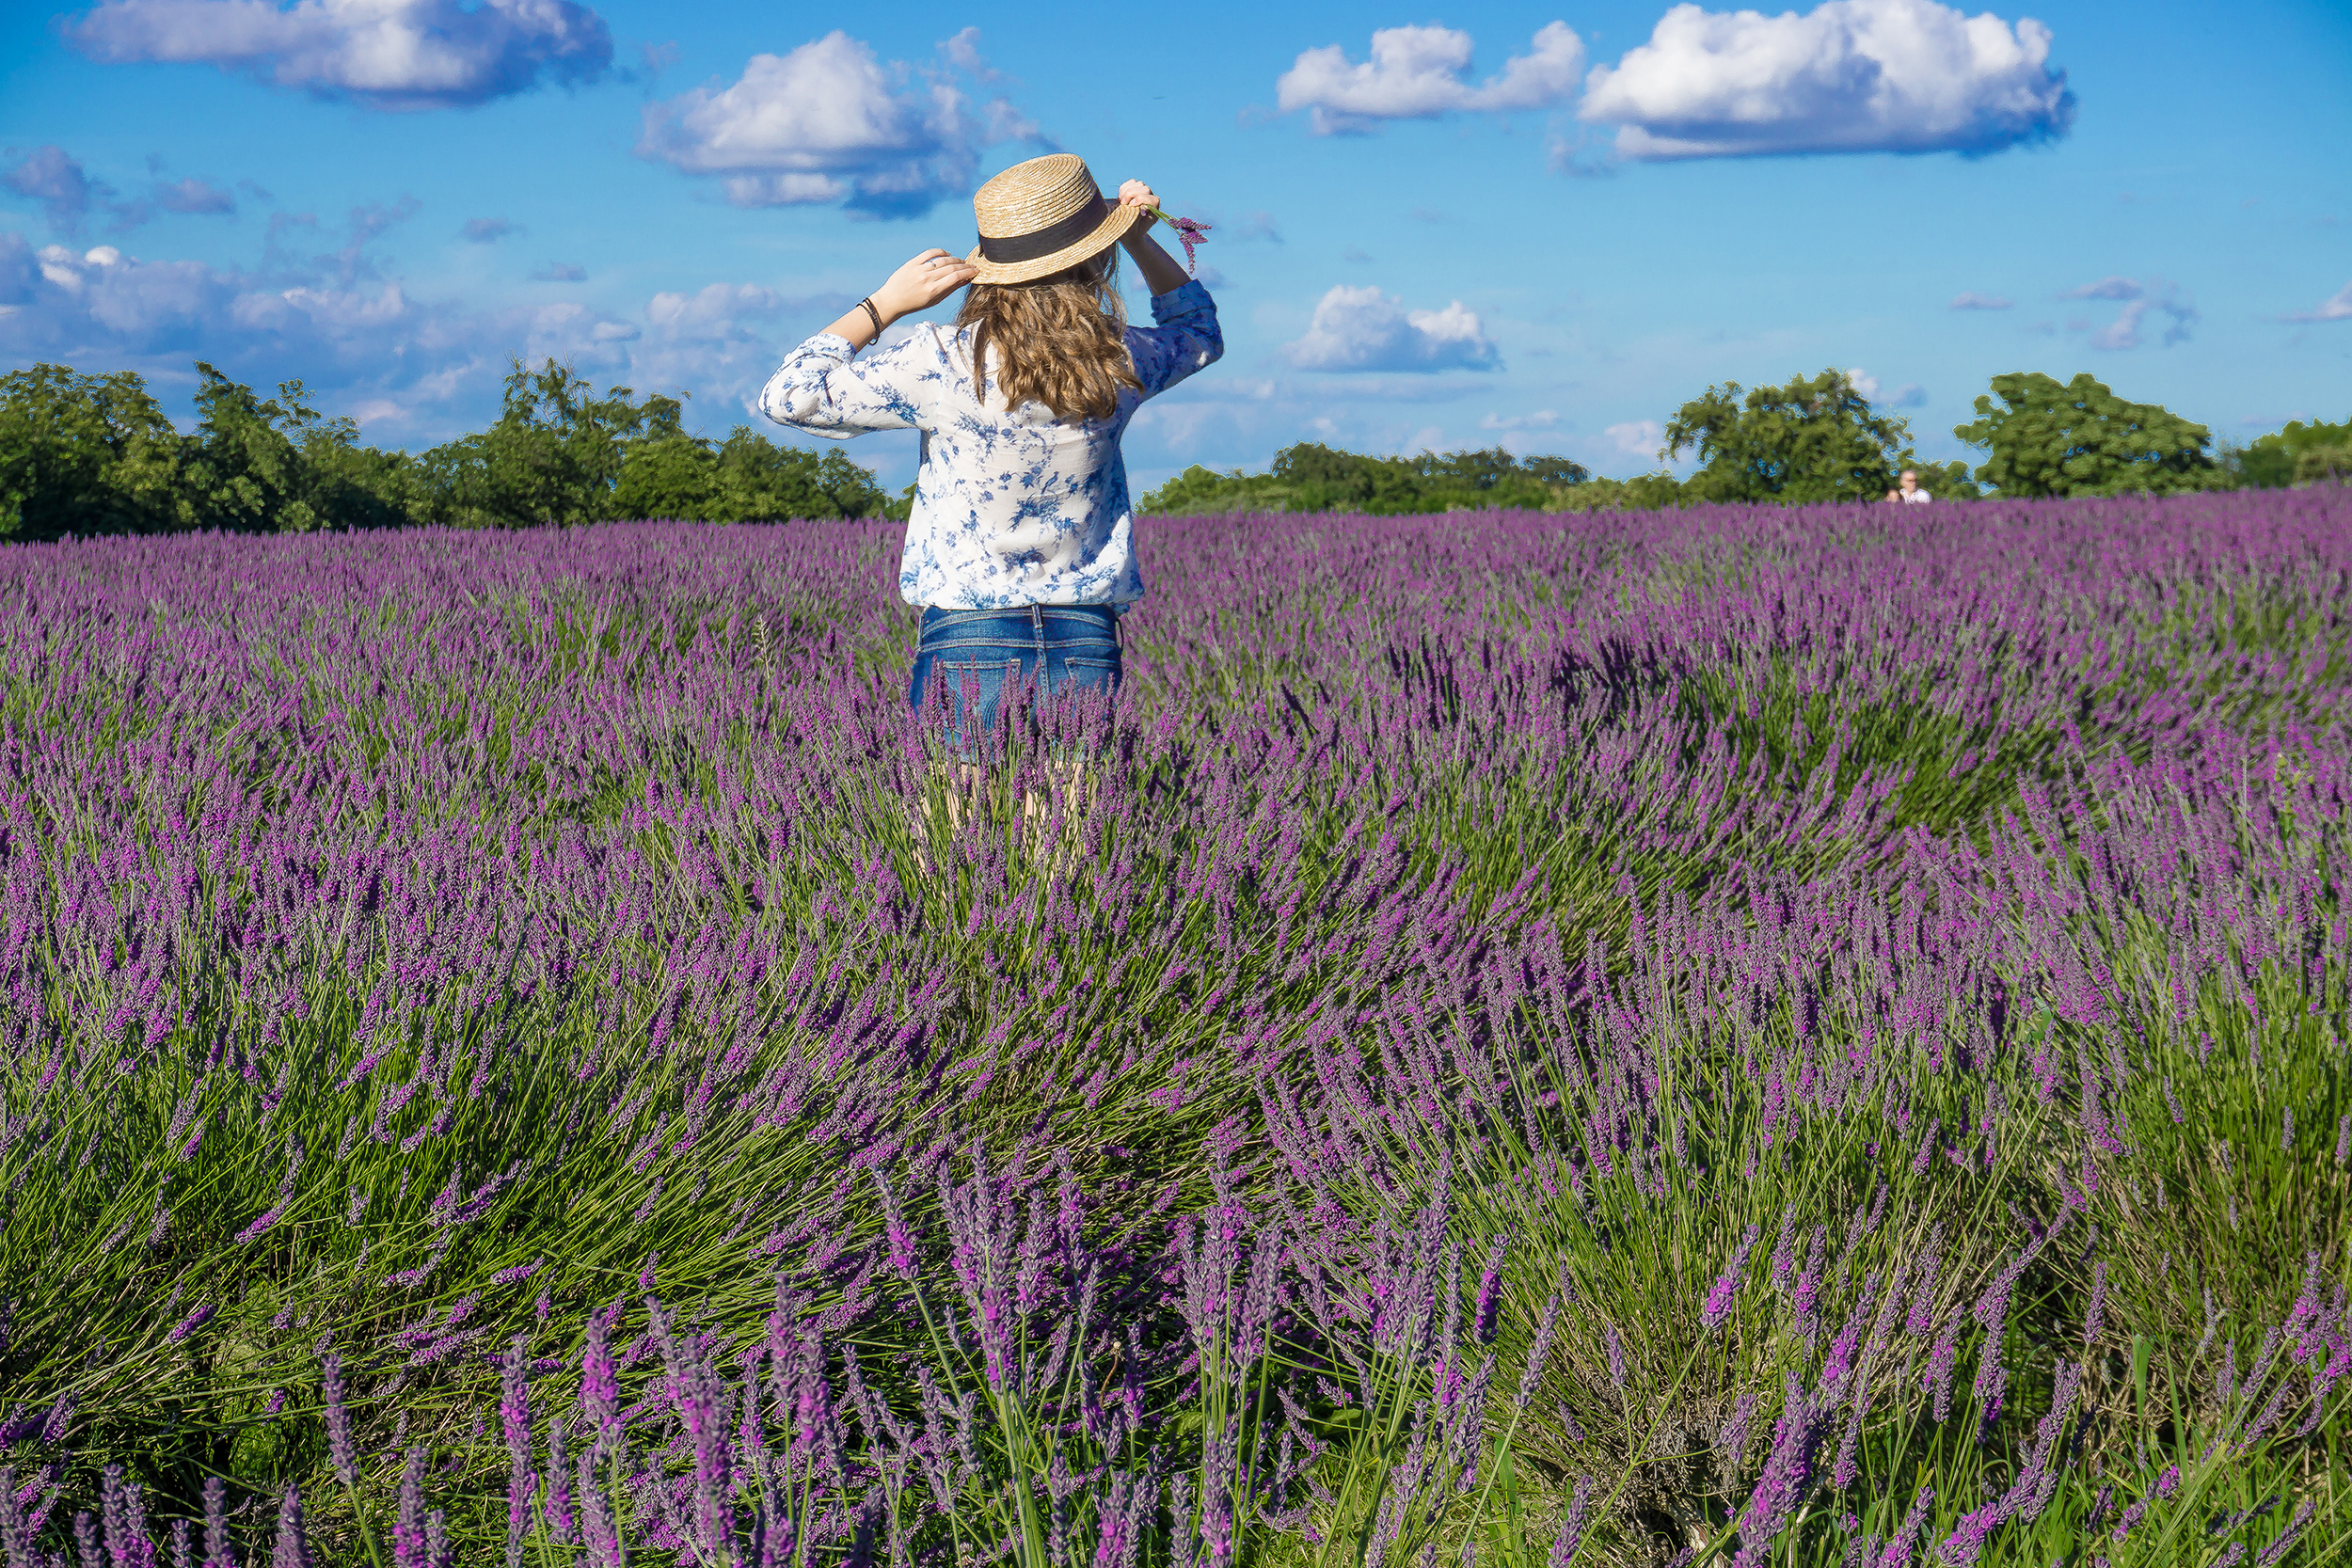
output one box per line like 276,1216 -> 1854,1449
758,154 -> 1221,757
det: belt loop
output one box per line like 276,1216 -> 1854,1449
1029,604 -> 1042,628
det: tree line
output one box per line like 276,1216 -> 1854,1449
1139,368 -> 2352,515
5,356 -> 2345,540
0,358 -> 896,542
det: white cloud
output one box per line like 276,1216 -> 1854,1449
0,222 -> 775,439
3,147 -> 104,235
1481,409 -> 1560,431
638,30 -> 1033,217
1,231 -> 480,429
152,177 -> 235,215
531,261 -> 586,281
461,216 -> 516,244
6,146 -> 246,236
1277,22 -> 1583,135
1579,0 -> 2074,159
2288,280 -> 2352,324
62,0 -> 612,110
2057,276 -> 2194,348
1949,291 -> 2012,309
2064,276 -> 2141,301
1846,368 -> 1927,405
1280,284 -> 1500,373
2090,296 -> 2193,350
1606,420 -> 1663,457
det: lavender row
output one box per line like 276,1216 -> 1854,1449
0,488 -> 2347,1562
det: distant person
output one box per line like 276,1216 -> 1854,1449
758,155 -> 1220,756
1893,468 -> 1932,504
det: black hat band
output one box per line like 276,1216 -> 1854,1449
977,195 -> 1111,264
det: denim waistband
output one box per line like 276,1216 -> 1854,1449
918,606 -> 1120,646
920,604 -> 1119,626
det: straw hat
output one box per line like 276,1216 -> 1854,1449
964,154 -> 1145,285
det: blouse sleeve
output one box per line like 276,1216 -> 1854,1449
757,329 -> 936,438
1125,281 -> 1223,401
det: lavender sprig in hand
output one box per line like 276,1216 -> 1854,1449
1137,204 -> 1212,275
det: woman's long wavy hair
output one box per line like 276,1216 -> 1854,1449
957,246 -> 1141,423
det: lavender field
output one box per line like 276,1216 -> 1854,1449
0,491 -> 2346,1568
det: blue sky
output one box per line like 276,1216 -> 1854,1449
4,0 -> 2347,489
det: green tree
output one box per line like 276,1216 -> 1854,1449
1140,443 -> 1596,516
0,363 -> 190,539
183,362 -> 429,532
421,359 -> 658,528
1550,471 -> 1689,512
709,430 -> 892,520
613,429 -> 721,521
2231,415 -> 2352,489
2294,441 -> 2352,485
1663,368 -> 1946,504
1954,372 -> 2219,498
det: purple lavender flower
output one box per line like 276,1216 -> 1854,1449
1936,1499 -> 2005,1568
1515,1275 -> 1566,1410
102,1465 -> 156,1568
270,1490 -> 308,1568
321,1352 -> 358,1488
1732,1378 -> 1827,1568
1473,1236 -> 1506,1345
0,1468 -> 34,1565
2254,1498 -> 2317,1566
167,1304 -> 215,1344
1873,1483 -> 1931,1568
542,1417 -> 574,1545
577,1448 -> 619,1568
1701,1224 -> 1760,1333
1718,1391 -> 1757,1472
1547,1474 -> 1594,1568
581,1307 -> 622,1451
202,1475 -> 232,1568
500,1338 -> 532,1568
392,1449 -> 427,1568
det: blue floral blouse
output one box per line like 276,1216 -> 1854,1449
757,280 -> 1222,610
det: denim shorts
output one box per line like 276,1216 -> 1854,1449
907,604 -> 1122,752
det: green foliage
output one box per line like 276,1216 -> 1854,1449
1664,367 -> 1961,503
0,362 -> 191,539
1138,443 -> 1593,515
1955,372 -> 2220,498
0,356 -> 893,535
2232,416 -> 2352,489
2296,443 -> 2352,484
612,422 -> 895,522
418,360 -> 672,528
184,362 -> 432,532
1548,470 -> 1691,511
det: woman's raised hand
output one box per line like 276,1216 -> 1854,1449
1117,180 -> 1159,217
872,247 -> 978,322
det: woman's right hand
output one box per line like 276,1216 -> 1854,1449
872,248 -> 978,322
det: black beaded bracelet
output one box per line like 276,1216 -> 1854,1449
858,297 -> 883,338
